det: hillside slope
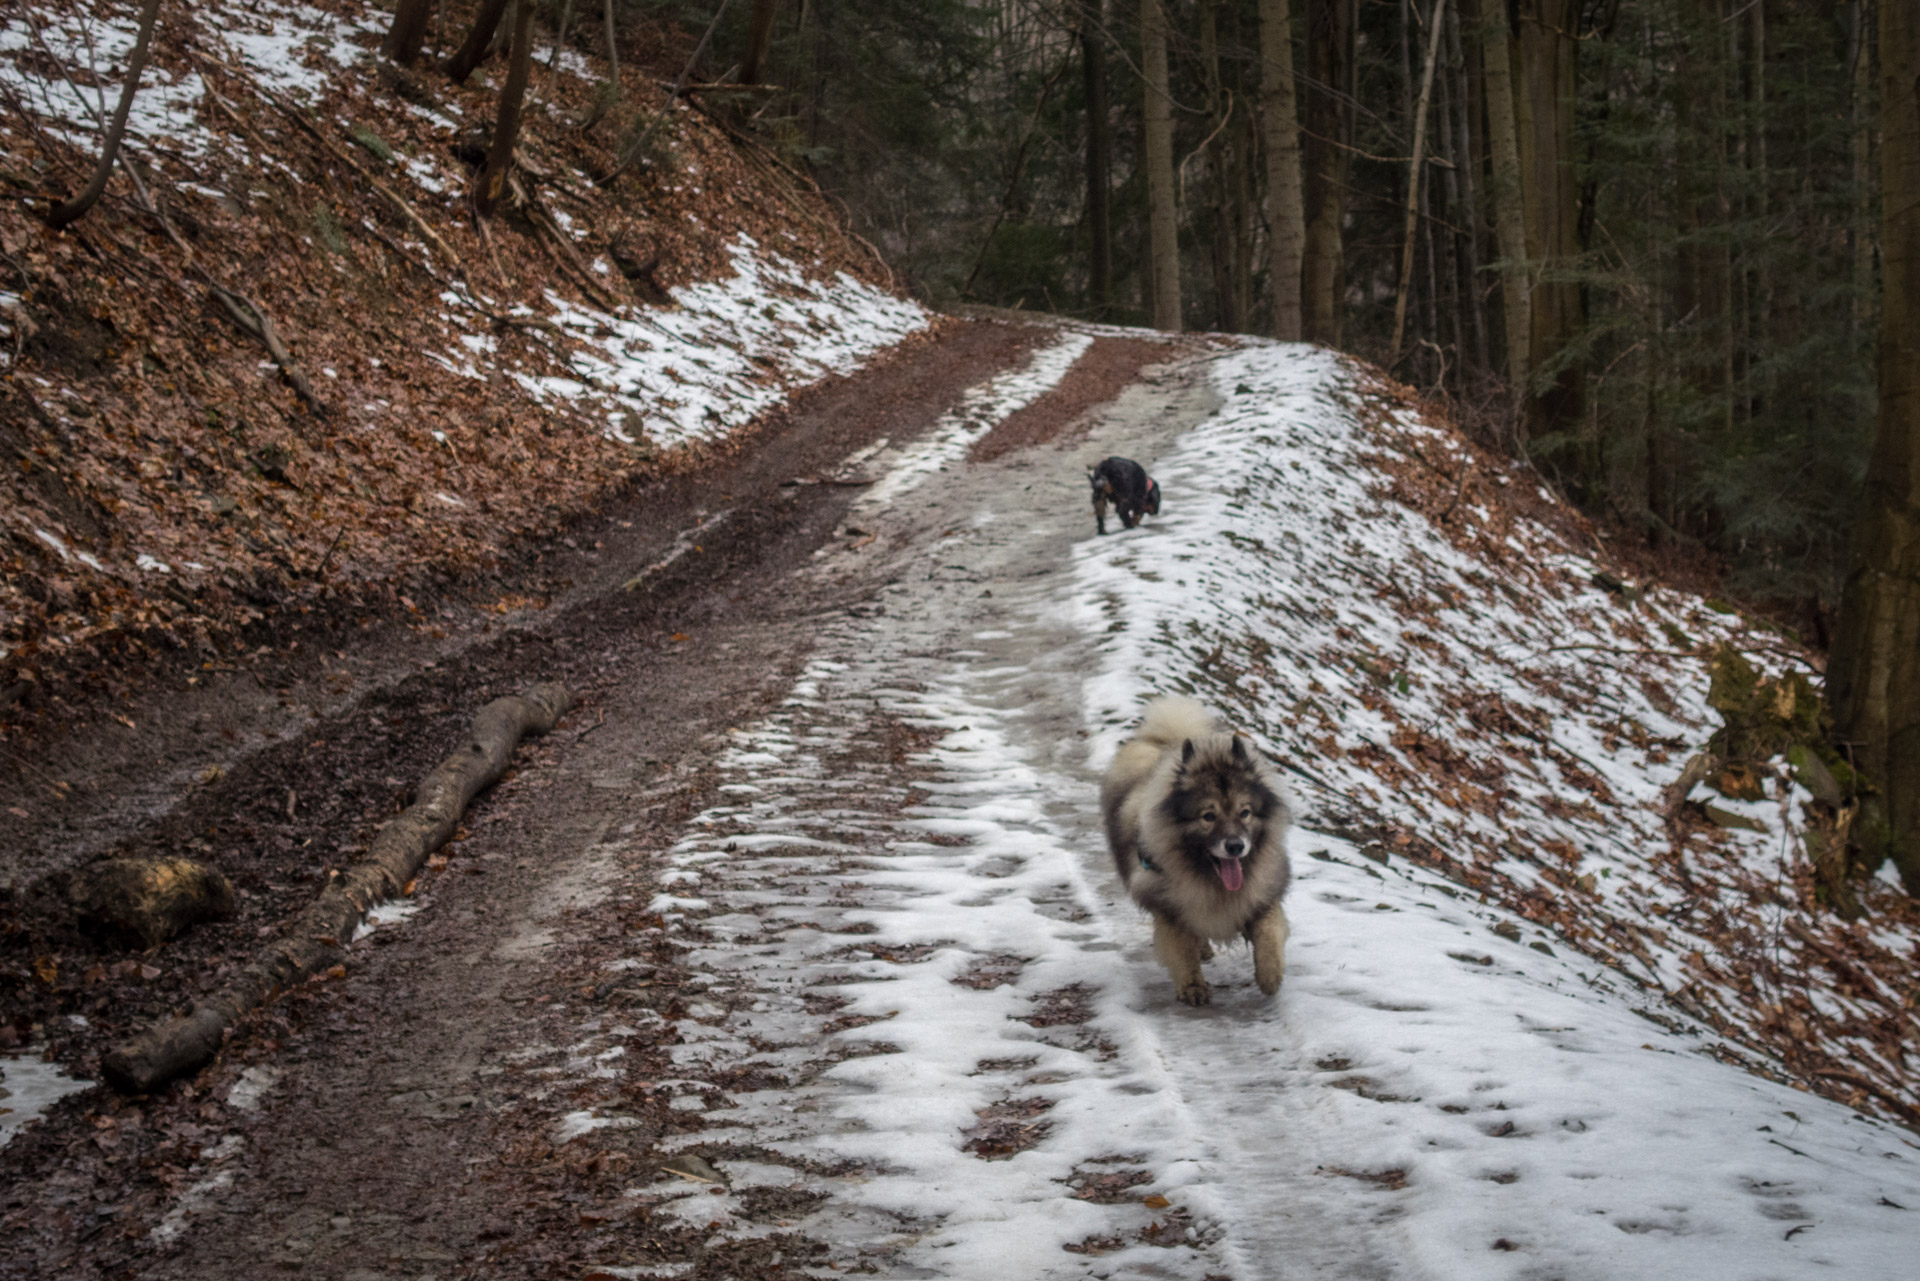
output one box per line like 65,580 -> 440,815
0,0 -> 924,725
1076,343 -> 1920,1130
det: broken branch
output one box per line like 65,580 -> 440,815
102,683 -> 571,1093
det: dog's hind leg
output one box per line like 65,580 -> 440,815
1246,906 -> 1289,995
1153,915 -> 1212,1005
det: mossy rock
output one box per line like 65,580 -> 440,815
1706,644 -> 1825,764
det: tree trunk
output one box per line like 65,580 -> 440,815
45,0 -> 162,231
1259,0 -> 1306,340
743,0 -> 779,86
542,0 -> 574,103
1447,0 -> 1488,375
1852,0 -> 1876,337
1830,0 -> 1920,895
1202,1 -> 1239,331
1083,3 -> 1112,316
1748,0 -> 1772,421
1142,0 -> 1183,331
444,0 -> 510,84
1390,0 -> 1449,361
1479,1 -> 1529,413
1302,0 -> 1354,345
475,0 -> 537,215
1512,0 -> 1583,441
575,0 -> 623,131
384,0 -> 435,65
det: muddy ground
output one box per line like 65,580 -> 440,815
0,316 -> 1184,1279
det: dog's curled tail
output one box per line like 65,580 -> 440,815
1130,695 -> 1220,752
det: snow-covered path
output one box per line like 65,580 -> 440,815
558,334 -> 1919,1278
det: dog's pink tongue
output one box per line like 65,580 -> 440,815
1217,858 -> 1244,892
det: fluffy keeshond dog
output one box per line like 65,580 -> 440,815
1101,697 -> 1293,1005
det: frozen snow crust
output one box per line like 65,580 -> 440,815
543,333 -> 1917,1277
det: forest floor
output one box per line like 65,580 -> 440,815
3,316 -> 1917,1281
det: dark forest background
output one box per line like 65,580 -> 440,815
656,0 -> 1876,635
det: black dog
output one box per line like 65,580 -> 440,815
1088,456 -> 1161,535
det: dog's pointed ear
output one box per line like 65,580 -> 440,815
1230,735 -> 1248,761
1180,739 -> 1196,765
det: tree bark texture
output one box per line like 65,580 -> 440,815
1259,0 -> 1306,341
1479,0 -> 1530,414
475,0 -> 537,216
1390,0 -> 1449,360
45,0 -> 162,230
1201,2 -> 1237,331
1445,0 -> 1488,375
383,0 -> 435,65
1852,0 -> 1877,336
101,684 -> 571,1093
1512,0 -> 1583,440
742,0 -> 780,86
1830,0 -> 1920,894
443,0 -> 509,84
1082,4 -> 1112,315
1302,0 -> 1354,345
1142,0 -> 1183,331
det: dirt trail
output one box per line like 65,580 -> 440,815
0,319 -> 1189,1279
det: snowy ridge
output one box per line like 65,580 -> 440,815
1074,342 -> 1919,1124
510,235 -> 930,449
1065,340 -> 1920,1274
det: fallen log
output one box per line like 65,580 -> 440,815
102,682 -> 570,1094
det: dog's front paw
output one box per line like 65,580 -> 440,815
1176,979 -> 1212,1006
1254,960 -> 1284,996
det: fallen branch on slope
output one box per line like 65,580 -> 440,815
101,682 -> 571,1094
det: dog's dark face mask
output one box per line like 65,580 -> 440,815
1168,737 -> 1273,891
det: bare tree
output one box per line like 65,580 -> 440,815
1830,0 -> 1920,896
1302,0 -> 1354,345
1478,0 -> 1530,415
1389,0 -> 1448,361
742,0 -> 780,86
45,0 -> 163,231
475,0 -> 536,215
1259,0 -> 1305,340
1082,1 -> 1112,317
576,0 -> 623,131
1142,0 -> 1181,331
383,0 -> 435,65
444,0 -> 510,84
1512,0 -> 1582,438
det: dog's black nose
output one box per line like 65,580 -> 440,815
1224,838 -> 1245,858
